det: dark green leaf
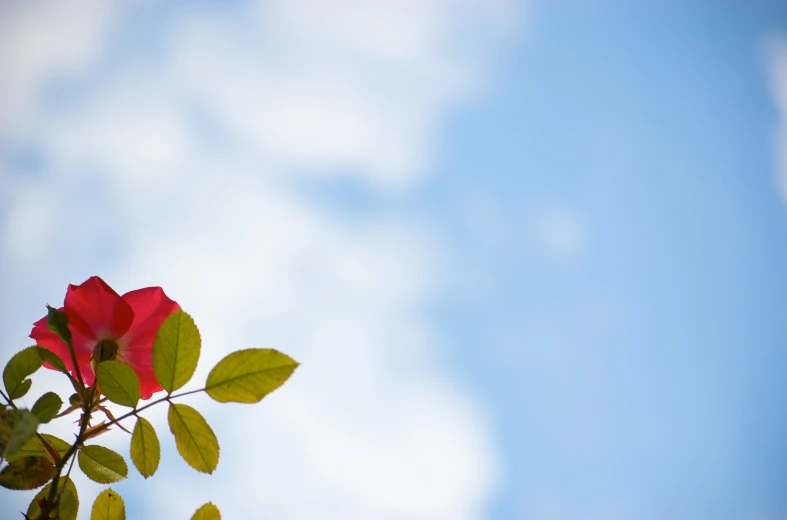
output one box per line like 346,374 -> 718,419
192,502 -> 221,520
96,361 -> 140,408
152,310 -> 201,393
3,346 -> 43,399
130,416 -> 160,478
27,476 -> 78,520
90,488 -> 125,520
78,445 -> 128,484
0,456 -> 54,490
37,347 -> 69,374
205,349 -> 298,404
168,403 -> 219,474
31,392 -> 62,423
0,408 -> 40,459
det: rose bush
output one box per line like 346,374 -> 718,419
29,276 -> 179,399
1,276 -> 297,519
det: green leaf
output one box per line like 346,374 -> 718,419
205,348 -> 299,404
3,346 -> 43,399
192,502 -> 221,520
0,407 -> 40,459
7,433 -> 69,462
78,445 -> 128,484
31,392 -> 63,423
37,346 -> 69,374
27,476 -> 78,520
130,416 -> 160,478
90,488 -> 125,520
0,456 -> 55,490
168,403 -> 219,474
96,361 -> 140,408
152,310 -> 201,393
59,489 -> 78,520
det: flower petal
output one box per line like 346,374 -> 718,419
64,276 -> 134,341
121,287 -> 180,349
30,315 -> 96,385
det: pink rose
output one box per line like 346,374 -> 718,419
31,276 -> 179,399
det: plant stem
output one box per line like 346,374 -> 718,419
63,451 -> 76,482
37,390 -> 94,520
33,386 -> 203,519
95,387 -> 206,433
0,388 -> 11,406
64,338 -> 85,390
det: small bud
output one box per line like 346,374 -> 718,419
93,339 -> 119,363
46,305 -> 72,345
91,338 -> 119,375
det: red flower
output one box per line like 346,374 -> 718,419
30,276 -> 179,400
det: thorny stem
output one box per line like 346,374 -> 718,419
64,451 -> 77,483
92,387 -> 206,435
37,389 -> 94,520
25,378 -> 204,519
64,339 -> 85,393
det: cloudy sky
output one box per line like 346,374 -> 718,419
2,1 -> 787,519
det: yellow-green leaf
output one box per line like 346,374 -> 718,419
3,346 -> 42,399
168,403 -> 219,474
0,408 -> 40,459
96,361 -> 140,408
205,349 -> 298,404
0,456 -> 55,490
37,346 -> 69,374
130,416 -> 160,478
192,502 -> 221,520
78,445 -> 128,483
31,392 -> 63,423
90,488 -> 125,520
59,489 -> 78,520
27,476 -> 78,520
7,433 -> 69,462
152,310 -> 201,393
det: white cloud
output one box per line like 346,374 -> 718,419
2,0 -> 517,190
1,179 -> 59,261
0,1 -> 516,519
98,174 -> 498,519
0,0 -> 113,135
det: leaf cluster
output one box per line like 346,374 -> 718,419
0,307 -> 298,519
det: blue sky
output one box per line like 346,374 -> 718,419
2,2 -> 787,519
436,3 -> 787,518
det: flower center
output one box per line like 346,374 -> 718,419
93,338 -> 120,364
